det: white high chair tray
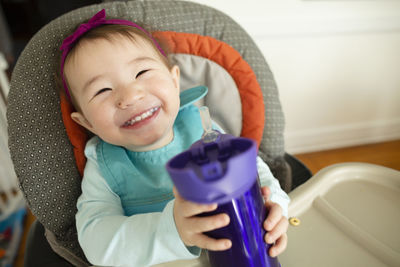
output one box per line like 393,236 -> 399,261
152,162 -> 400,267
280,162 -> 400,267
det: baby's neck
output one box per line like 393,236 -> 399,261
124,130 -> 174,152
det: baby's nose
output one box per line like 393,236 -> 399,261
117,87 -> 145,109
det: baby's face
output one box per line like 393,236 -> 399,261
65,34 -> 180,151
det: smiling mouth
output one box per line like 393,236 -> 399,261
122,107 -> 160,127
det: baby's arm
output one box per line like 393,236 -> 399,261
257,157 -> 290,257
76,141 -> 198,266
257,157 -> 290,216
261,186 -> 289,257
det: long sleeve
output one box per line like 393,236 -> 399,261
257,157 -> 290,218
75,137 -> 199,267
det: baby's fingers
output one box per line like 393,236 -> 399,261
173,187 -> 217,217
264,203 -> 283,231
191,213 -> 230,233
261,186 -> 270,202
268,233 -> 288,257
183,202 -> 217,217
265,217 -> 288,244
194,234 -> 232,251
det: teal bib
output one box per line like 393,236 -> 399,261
96,104 -> 204,216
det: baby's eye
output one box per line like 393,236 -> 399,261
136,69 -> 149,78
94,88 -> 111,97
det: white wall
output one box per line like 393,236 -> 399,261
0,52 -> 18,192
189,0 -> 400,153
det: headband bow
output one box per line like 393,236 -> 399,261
60,9 -> 107,52
60,9 -> 165,100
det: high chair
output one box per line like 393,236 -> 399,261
6,1 -> 311,265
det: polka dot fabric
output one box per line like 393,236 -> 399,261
7,0 -> 287,264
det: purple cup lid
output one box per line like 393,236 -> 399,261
166,134 -> 258,204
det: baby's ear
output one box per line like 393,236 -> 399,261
71,112 -> 93,131
170,65 -> 180,90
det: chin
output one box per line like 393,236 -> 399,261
137,132 -> 173,150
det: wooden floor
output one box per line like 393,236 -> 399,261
294,139 -> 400,174
12,139 -> 400,266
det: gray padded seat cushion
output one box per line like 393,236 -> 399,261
7,0 -> 287,264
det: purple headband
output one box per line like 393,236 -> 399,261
60,9 -> 166,100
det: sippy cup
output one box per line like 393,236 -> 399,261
166,107 -> 280,267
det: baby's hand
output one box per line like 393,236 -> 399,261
261,186 -> 289,257
173,187 -> 232,251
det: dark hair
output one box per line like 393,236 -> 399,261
70,24 -> 172,68
58,24 -> 173,110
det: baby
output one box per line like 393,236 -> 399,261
60,9 -> 290,266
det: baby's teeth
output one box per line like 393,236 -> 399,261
125,107 -> 159,126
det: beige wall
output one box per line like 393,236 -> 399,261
190,0 -> 400,153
